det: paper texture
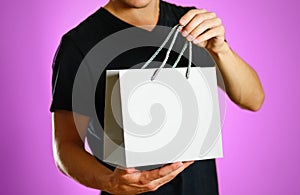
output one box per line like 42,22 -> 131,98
104,67 -> 223,168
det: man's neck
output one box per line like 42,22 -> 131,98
104,0 -> 160,31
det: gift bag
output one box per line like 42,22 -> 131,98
103,25 -> 223,168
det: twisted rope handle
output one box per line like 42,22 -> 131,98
141,25 -> 193,80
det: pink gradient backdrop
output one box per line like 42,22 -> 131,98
1,0 -> 299,194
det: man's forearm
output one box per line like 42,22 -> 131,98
208,43 -> 265,111
53,141 -> 113,191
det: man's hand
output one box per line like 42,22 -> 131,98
104,161 -> 194,195
178,9 -> 265,111
179,9 -> 229,55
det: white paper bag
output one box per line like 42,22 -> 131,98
103,25 -> 223,168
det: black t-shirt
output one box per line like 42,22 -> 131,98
50,1 -> 219,194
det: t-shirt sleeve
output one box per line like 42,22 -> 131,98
176,4 -> 197,19
50,35 -> 93,116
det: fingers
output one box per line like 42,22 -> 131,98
130,161 -> 194,193
188,17 -> 222,41
113,162 -> 183,186
111,161 -> 194,194
179,9 -> 207,26
179,9 -> 225,49
114,167 -> 142,184
139,162 -> 183,185
144,161 -> 194,191
159,162 -> 184,176
181,11 -> 217,38
193,25 -> 225,45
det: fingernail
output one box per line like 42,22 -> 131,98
187,35 -> 194,42
180,19 -> 187,26
193,39 -> 199,44
181,30 -> 188,37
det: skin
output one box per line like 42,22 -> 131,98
53,0 -> 265,194
178,9 -> 265,111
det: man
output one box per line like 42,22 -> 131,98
51,0 -> 265,194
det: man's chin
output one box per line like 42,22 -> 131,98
121,0 -> 154,9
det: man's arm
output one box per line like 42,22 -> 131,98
179,9 -> 265,111
210,46 -> 264,111
52,110 -> 112,189
52,110 -> 193,194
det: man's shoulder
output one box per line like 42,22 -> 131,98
61,7 -> 112,54
159,1 -> 196,26
161,0 -> 196,18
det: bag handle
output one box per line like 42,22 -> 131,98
141,25 -> 193,80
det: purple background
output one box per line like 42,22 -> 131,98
1,0 -> 299,194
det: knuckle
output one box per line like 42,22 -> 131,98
190,9 -> 201,13
216,18 -> 222,25
209,12 -> 217,17
221,26 -> 225,32
194,37 -> 201,43
184,25 -> 193,33
191,27 -> 203,38
140,178 -> 149,185
202,20 -> 211,27
143,172 -> 150,179
124,169 -> 132,174
186,9 -> 196,16
195,13 -> 203,20
140,173 -> 151,184
119,175 -> 130,183
158,169 -> 166,177
143,180 -> 150,185
193,14 -> 204,24
189,32 -> 198,39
